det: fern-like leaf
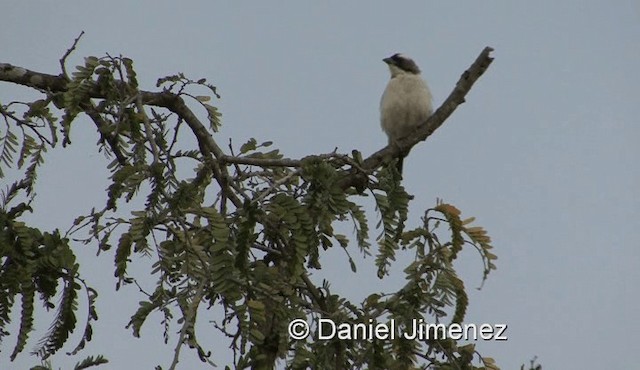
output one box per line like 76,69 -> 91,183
73,354 -> 108,370
33,279 -> 78,359
10,285 -> 35,360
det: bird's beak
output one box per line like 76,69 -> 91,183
383,57 -> 393,65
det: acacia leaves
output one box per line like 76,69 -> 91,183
0,212 -> 96,362
0,47 -> 498,369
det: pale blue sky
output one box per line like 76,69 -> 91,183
1,1 -> 639,369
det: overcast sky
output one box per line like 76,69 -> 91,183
1,1 -> 639,369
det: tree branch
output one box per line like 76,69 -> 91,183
338,46 -> 495,189
222,155 -> 301,167
80,100 -> 129,164
60,31 -> 85,79
1,46 -> 494,195
0,63 -> 242,208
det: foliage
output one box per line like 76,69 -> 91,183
0,39 -> 499,369
521,357 -> 542,370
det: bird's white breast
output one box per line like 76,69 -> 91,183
380,74 -> 433,143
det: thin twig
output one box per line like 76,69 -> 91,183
60,31 -> 85,79
136,94 -> 160,164
252,168 -> 301,205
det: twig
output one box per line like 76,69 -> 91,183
222,155 -> 301,167
80,101 -> 128,164
168,282 -> 204,370
252,168 -> 301,205
136,94 -> 160,164
60,31 -> 85,79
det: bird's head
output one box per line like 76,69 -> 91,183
383,53 -> 421,77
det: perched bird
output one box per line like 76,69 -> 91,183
380,53 -> 433,174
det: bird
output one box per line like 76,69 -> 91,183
380,53 -> 433,174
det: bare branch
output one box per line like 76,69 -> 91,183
0,63 -> 69,92
221,152 -> 358,169
337,46 -> 494,189
222,155 -> 301,167
135,94 -> 160,164
60,31 -> 85,79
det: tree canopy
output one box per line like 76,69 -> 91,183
0,35 -> 499,369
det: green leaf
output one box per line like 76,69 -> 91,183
240,138 -> 257,154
